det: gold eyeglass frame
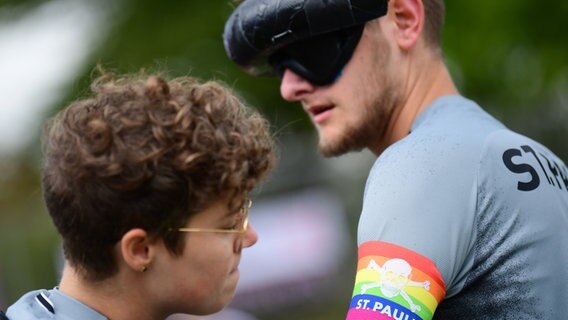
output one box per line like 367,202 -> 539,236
176,199 -> 252,234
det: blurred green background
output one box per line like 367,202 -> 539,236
0,0 -> 566,319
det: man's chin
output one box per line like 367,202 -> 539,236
318,138 -> 364,158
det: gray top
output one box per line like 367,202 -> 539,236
347,95 -> 568,320
6,289 -> 107,320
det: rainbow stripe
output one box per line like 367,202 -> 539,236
346,241 -> 446,320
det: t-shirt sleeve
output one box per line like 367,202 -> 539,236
346,135 -> 480,319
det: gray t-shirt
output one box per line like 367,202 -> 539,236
6,288 -> 107,320
346,95 -> 568,320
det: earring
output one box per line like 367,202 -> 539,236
141,265 -> 148,273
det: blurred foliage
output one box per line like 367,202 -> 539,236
0,0 -> 567,317
64,0 -> 307,133
444,1 -> 568,113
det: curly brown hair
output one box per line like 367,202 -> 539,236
42,72 -> 276,282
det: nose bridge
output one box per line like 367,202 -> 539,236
279,69 -> 315,101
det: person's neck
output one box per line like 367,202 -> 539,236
372,50 -> 458,156
58,264 -> 162,320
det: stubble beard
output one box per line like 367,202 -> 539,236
318,49 -> 398,157
318,86 -> 397,157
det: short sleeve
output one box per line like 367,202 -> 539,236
346,124 -> 482,319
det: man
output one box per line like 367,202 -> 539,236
4,72 -> 275,319
223,0 -> 568,319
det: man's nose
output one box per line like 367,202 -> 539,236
279,69 -> 316,102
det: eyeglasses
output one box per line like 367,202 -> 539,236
176,199 -> 252,235
268,25 -> 365,86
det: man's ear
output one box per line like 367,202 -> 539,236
389,0 -> 425,50
119,228 -> 155,273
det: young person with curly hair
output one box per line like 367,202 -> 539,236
4,72 -> 275,320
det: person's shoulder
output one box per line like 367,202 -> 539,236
362,95 -> 507,221
5,289 -> 53,320
411,95 -> 505,143
371,96 -> 508,178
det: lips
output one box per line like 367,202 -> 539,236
306,104 -> 334,124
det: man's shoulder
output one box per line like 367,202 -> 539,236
412,95 -> 504,134
371,96 -> 512,182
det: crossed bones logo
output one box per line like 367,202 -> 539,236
360,258 -> 430,313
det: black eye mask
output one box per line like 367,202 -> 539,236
268,25 -> 364,86
223,0 -> 388,85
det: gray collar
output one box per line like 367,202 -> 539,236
40,289 -> 108,320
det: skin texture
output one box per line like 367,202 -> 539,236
58,198 -> 258,319
279,0 -> 458,157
